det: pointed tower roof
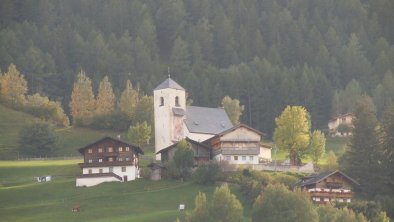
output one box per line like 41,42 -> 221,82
154,77 -> 185,91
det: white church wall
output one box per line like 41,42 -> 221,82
154,87 -> 186,160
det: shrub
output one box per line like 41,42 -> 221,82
194,162 -> 221,185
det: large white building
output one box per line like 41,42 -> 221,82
154,77 -> 234,159
153,77 -> 272,164
76,137 -> 143,187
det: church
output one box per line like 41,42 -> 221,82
154,77 -> 272,165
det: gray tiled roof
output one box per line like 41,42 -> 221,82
185,106 -> 233,134
154,78 -> 185,91
294,170 -> 360,187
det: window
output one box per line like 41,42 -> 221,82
108,147 -> 113,152
118,157 -> 123,161
98,148 -> 103,153
234,156 -> 238,160
88,149 -> 92,153
108,157 -> 113,162
226,156 -> 231,161
98,158 -> 102,163
242,156 -> 246,161
175,96 -> 180,106
122,166 -> 126,172
125,147 -> 130,151
88,159 -> 92,163
109,167 -> 113,172
160,97 -> 164,106
249,156 -> 254,161
118,147 -> 123,152
126,157 -> 130,161
99,169 -> 103,173
88,169 -> 92,174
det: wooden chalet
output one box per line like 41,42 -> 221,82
156,137 -> 211,164
76,137 -> 143,187
204,124 -> 271,165
295,170 -> 359,204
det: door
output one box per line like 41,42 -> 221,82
123,176 -> 128,182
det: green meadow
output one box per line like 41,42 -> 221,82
0,160 -> 226,222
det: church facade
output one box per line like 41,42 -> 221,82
154,78 -> 233,159
153,77 -> 271,164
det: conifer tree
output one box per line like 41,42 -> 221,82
185,192 -> 211,222
96,75 -> 115,115
119,80 -> 139,119
0,64 -> 27,106
340,96 -> 383,197
69,70 -> 95,124
210,184 -> 243,222
380,103 -> 394,194
252,184 -> 318,222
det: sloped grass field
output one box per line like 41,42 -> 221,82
0,160 -> 228,222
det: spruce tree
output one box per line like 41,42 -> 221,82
380,103 -> 394,194
340,96 -> 383,197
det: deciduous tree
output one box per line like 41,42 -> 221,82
127,121 -> 151,148
69,70 -> 95,124
96,75 -> 115,115
221,96 -> 243,125
309,130 -> 326,164
119,80 -> 139,119
0,64 -> 27,106
273,106 -> 311,165
18,122 -> 56,157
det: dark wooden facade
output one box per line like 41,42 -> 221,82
78,137 -> 143,169
296,170 -> 359,204
157,137 -> 211,164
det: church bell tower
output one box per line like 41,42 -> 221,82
153,77 -> 186,160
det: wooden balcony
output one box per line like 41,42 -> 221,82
307,188 -> 353,203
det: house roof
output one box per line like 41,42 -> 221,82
329,113 -> 354,122
156,137 -> 211,154
172,107 -> 186,116
78,136 -> 143,155
295,170 -> 360,187
184,106 -> 233,134
217,124 -> 266,137
154,77 -> 185,91
201,124 -> 266,144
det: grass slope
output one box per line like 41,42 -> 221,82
0,104 -> 127,159
0,160 -> 225,222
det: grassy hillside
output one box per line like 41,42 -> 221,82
0,104 -> 38,158
0,104 -> 129,159
0,160 -> 249,222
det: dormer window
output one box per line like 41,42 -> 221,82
160,97 -> 164,106
175,96 -> 180,107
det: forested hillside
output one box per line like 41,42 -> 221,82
1,0 -> 394,135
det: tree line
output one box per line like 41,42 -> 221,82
1,0 -> 394,135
